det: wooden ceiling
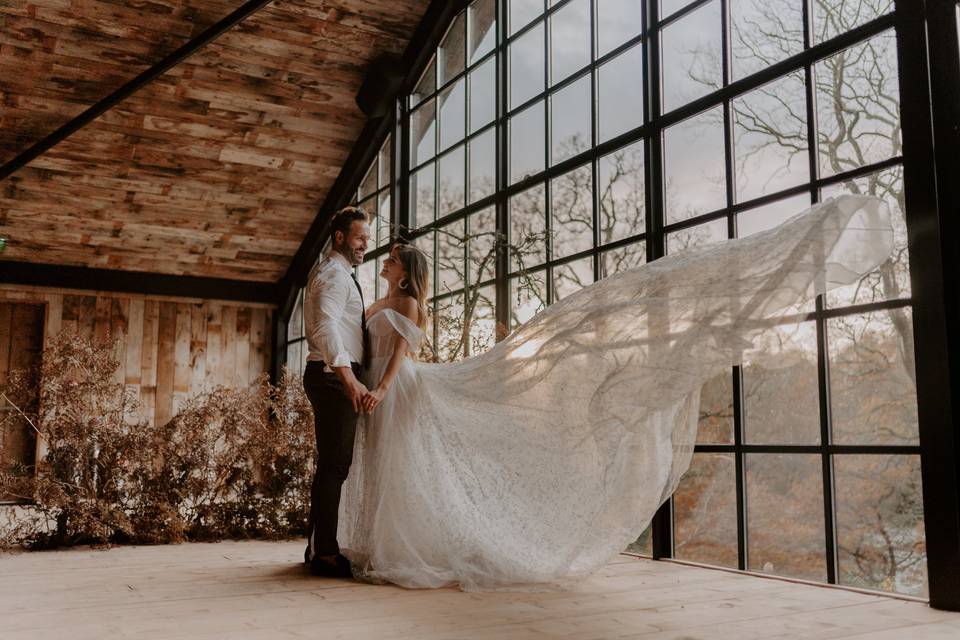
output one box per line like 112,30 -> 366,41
0,0 -> 429,282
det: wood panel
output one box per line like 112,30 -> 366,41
0,1 -> 245,164
0,302 -> 44,494
0,0 -> 431,281
0,284 -> 274,428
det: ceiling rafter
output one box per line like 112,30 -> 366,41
0,0 -> 277,183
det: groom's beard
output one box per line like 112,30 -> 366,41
336,245 -> 365,266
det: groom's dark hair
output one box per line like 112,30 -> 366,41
329,206 -> 369,243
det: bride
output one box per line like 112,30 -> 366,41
336,194 -> 894,591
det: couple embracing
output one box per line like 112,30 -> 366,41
302,206 -> 427,580
300,196 -> 894,592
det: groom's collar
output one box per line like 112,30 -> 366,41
326,250 -> 353,274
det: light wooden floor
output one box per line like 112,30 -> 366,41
2,541 -> 958,640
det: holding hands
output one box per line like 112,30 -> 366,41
343,376 -> 370,414
339,370 -> 386,415
361,387 -> 386,414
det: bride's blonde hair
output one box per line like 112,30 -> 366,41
392,240 -> 430,331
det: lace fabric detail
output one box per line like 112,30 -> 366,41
338,195 -> 894,591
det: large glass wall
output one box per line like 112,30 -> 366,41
395,0 -> 923,597
283,0 -> 925,598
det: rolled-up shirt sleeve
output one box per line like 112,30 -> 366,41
307,272 -> 353,368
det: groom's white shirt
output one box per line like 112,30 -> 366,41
304,250 -> 364,373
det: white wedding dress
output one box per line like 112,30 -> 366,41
337,195 -> 894,591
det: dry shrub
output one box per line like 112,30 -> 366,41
0,332 -> 315,549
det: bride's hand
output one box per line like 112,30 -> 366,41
363,386 -> 387,414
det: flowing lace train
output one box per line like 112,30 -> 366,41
337,195 -> 894,591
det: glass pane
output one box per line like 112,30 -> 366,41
468,206 -> 497,285
600,241 -> 646,278
375,255 -> 385,300
697,370 -> 734,444
736,193 -> 811,238
814,0 -> 894,44
821,165 -> 910,308
413,231 -> 436,301
464,284 -> 498,356
359,160 -> 378,201
834,454 -> 927,597
674,452 -> 738,567
553,256 -> 594,301
356,260 -> 377,306
828,309 -> 919,445
551,74 -> 592,164
469,0 -> 497,64
733,72 -> 809,203
358,194 -> 377,222
285,341 -> 301,376
410,162 -> 435,229
597,0 -> 644,57
510,100 -> 546,183
661,0 -> 722,113
436,293 -> 466,362
663,107 -> 726,223
437,220 -> 467,295
511,0 -> 544,35
287,289 -> 303,340
509,183 -> 548,269
438,145 -> 466,217
665,217 -> 727,254
746,453 -> 826,581
510,270 -> 547,328
510,22 -> 545,108
550,0 -> 591,85
731,0 -> 803,81
598,140 -> 645,245
378,136 -> 392,188
377,192 -> 391,247
815,31 -> 900,179
412,57 -> 436,106
469,57 -> 496,133
439,12 -> 467,85
661,0 -> 693,19
598,43 -> 644,143
439,77 -> 466,151
411,98 -> 437,166
469,127 -> 496,204
551,164 -> 593,259
743,321 -> 821,444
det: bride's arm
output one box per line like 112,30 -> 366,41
362,298 -> 419,414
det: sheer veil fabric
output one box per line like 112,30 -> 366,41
337,195 -> 894,591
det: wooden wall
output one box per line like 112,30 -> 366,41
0,284 -> 274,428
0,302 -> 44,484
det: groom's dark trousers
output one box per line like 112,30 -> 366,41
303,359 -> 362,563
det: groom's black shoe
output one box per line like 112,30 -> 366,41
308,553 -> 353,578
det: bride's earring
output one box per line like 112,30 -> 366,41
399,278 -> 409,290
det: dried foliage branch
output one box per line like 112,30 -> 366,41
0,332 -> 315,550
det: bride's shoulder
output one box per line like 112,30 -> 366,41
386,296 -> 419,325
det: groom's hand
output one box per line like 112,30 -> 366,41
344,378 -> 370,413
333,367 -> 369,413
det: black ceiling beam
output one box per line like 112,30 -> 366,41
276,0 -> 469,316
0,260 -> 275,304
0,0 -> 277,182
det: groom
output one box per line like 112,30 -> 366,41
302,206 -> 372,578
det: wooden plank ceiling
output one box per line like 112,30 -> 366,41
0,0 -> 429,282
